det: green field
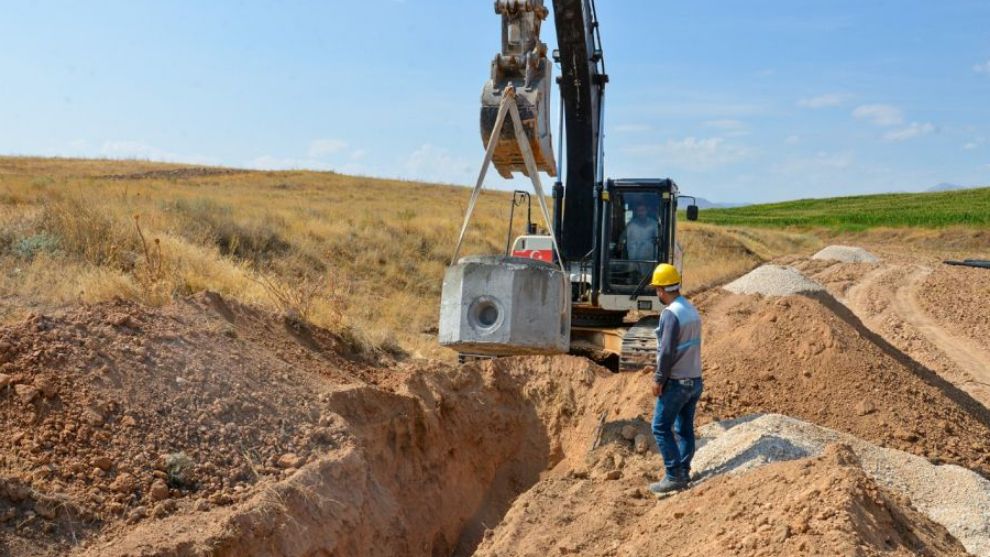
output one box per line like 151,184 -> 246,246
696,187 -> 990,230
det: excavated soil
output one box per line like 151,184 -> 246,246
0,293 -> 612,556
693,287 -> 990,475
475,444 -> 969,557
83,356 -> 606,557
2,248 -> 989,556
918,263 -> 990,350
694,414 -> 990,555
793,248 -> 990,408
0,293 -> 395,555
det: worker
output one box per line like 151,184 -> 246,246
621,201 -> 658,261
644,263 -> 703,495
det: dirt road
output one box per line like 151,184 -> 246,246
893,267 -> 990,385
801,251 -> 990,407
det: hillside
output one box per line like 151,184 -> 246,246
699,187 -> 990,230
0,157 -> 817,359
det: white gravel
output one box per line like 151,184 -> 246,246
694,414 -> 990,557
722,265 -> 825,296
812,245 -> 879,263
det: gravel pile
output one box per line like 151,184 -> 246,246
812,245 -> 879,263
694,414 -> 990,557
722,265 -> 825,296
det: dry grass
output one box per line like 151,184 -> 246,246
0,156 -> 818,359
678,222 -> 820,293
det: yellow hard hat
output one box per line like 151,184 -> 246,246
650,263 -> 681,289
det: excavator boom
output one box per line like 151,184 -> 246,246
481,0 -> 607,261
481,0 -> 557,179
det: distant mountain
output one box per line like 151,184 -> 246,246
692,197 -> 748,209
927,183 -> 966,192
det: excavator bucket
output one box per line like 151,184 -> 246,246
481,0 -> 557,179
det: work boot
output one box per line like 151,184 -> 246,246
677,467 -> 692,485
648,475 -> 686,496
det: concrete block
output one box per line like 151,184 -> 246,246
439,255 -> 570,355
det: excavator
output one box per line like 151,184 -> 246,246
446,0 -> 698,371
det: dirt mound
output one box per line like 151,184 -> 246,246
475,444 -> 969,556
723,264 -> 824,296
695,289 -> 990,476
813,245 -> 879,263
792,253 -> 990,407
695,414 -> 990,556
920,263 -> 990,348
0,293 -> 392,554
83,355 -> 608,557
0,290 -> 610,557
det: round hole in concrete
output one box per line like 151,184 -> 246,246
478,304 -> 498,327
468,297 -> 503,331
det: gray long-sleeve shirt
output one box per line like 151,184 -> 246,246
654,296 -> 703,384
623,218 -> 658,261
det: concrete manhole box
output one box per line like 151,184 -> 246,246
439,255 -> 570,355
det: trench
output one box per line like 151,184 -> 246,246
274,357 -> 599,557
90,356 -> 608,557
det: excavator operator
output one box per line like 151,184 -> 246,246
622,200 -> 659,261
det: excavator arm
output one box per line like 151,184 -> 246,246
481,0 -> 608,261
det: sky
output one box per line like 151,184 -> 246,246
1,0 -> 988,203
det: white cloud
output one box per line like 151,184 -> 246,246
100,141 -> 172,159
99,141 -> 218,165
614,123 -> 652,133
974,59 -> 990,74
624,137 -> 752,170
247,155 -> 335,171
797,93 -> 851,109
704,119 -> 745,130
248,138 -> 369,172
963,137 -> 985,150
703,119 -> 748,138
633,99 -> 767,119
402,143 -> 474,185
307,138 -> 348,158
852,104 -> 904,127
883,122 -> 935,142
771,151 -> 855,177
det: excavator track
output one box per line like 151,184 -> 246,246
457,315 -> 658,373
620,315 -> 659,371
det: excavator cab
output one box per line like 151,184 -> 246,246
606,189 -> 663,289
584,179 -> 683,314
603,180 -> 679,294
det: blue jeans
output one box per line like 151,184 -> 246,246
651,377 -> 703,478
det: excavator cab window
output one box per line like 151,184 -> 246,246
605,189 -> 665,291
